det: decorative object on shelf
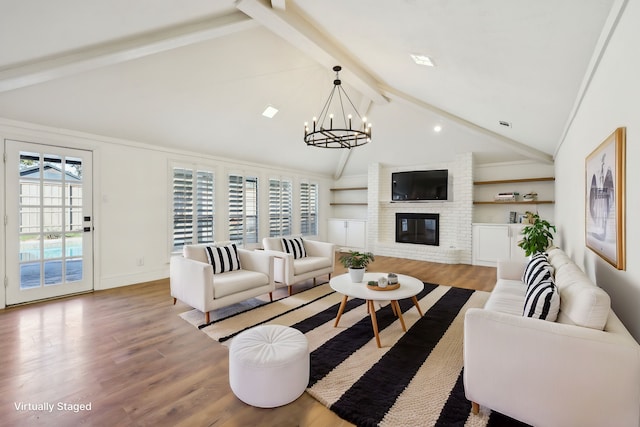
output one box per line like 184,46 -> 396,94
339,250 -> 375,282
585,127 -> 626,270
523,192 -> 538,201
494,192 -> 519,202
304,65 -> 372,149
509,211 -> 518,224
517,211 -> 557,257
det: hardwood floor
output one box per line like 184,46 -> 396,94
0,254 -> 496,426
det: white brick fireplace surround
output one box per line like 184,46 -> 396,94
367,153 -> 473,264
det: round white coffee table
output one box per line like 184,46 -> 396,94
329,272 -> 424,348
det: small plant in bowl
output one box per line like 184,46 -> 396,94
339,251 -> 375,282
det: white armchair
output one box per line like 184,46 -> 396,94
262,237 -> 335,295
170,243 -> 274,324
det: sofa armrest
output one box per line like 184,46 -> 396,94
496,259 -> 526,281
169,255 -> 214,313
262,249 -> 294,284
464,308 -> 640,426
302,240 -> 336,265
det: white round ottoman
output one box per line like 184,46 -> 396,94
229,324 -> 309,408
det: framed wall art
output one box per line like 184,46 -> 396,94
585,127 -> 626,270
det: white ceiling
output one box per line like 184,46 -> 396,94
0,0 -> 619,177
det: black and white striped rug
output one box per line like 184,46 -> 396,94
179,283 -> 529,427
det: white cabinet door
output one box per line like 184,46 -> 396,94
473,224 -> 511,267
328,219 -> 366,250
345,220 -> 366,249
509,224 -> 528,263
328,219 -> 347,246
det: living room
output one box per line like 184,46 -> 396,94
1,1 -> 640,426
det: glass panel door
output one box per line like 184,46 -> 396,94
5,140 -> 93,305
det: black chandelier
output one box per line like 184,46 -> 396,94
304,65 -> 372,149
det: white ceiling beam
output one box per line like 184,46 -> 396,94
0,11 -> 258,93
236,0 -> 387,106
381,85 -> 553,164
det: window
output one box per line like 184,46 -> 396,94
300,182 -> 318,236
269,178 -> 292,237
172,166 -> 214,251
228,174 -> 258,245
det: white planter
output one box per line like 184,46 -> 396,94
348,268 -> 365,283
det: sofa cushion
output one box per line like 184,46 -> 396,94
555,264 -> 610,330
282,237 -> 307,259
205,244 -> 241,274
484,279 -> 527,316
183,245 -> 208,264
293,256 -> 331,275
213,270 -> 269,299
523,276 -> 560,321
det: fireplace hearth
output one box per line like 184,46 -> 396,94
395,213 -> 439,246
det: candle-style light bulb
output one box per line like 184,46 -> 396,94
348,114 -> 352,129
329,113 -> 334,129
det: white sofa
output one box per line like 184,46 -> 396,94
170,243 -> 274,324
262,237 -> 335,295
464,247 -> 640,427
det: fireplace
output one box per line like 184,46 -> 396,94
395,213 -> 439,246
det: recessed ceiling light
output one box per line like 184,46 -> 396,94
434,125 -> 442,132
410,54 -> 435,67
262,105 -> 279,118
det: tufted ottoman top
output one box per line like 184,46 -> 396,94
230,324 -> 308,368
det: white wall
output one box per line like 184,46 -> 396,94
0,119 -> 332,308
555,0 -> 640,340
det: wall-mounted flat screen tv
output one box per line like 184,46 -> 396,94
391,169 -> 448,201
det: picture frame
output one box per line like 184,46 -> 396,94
585,127 -> 626,270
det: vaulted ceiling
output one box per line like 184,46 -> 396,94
0,0 -> 619,177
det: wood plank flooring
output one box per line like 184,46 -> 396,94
0,254 -> 496,426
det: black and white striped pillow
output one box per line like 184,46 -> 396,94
522,253 -> 553,287
281,237 -> 307,259
205,244 -> 241,274
523,276 -> 560,321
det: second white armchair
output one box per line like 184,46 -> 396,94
262,237 -> 336,295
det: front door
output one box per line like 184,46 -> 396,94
4,140 -> 93,305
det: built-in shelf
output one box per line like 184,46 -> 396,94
330,187 -> 368,191
473,176 -> 555,205
474,177 -> 555,185
330,187 -> 368,206
473,200 -> 554,205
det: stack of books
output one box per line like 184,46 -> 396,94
494,192 -> 519,202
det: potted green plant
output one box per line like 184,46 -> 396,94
517,211 -> 557,257
339,251 -> 375,283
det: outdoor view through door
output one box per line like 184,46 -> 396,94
4,140 -> 93,305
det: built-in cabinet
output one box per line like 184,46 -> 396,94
472,223 -> 527,267
328,219 -> 367,250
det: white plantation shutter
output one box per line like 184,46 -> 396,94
172,166 -> 214,251
300,182 -> 318,236
228,174 -> 258,245
269,178 -> 292,237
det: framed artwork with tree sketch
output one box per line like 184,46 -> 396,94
585,127 -> 626,270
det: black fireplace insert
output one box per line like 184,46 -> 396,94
395,213 -> 439,246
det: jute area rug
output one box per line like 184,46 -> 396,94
179,283 -> 528,427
